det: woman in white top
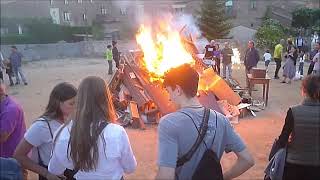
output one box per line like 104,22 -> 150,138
48,76 -> 137,180
14,82 -> 77,180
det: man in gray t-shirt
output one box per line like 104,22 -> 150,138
156,64 -> 254,180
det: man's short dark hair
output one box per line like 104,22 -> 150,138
107,45 -> 112,48
163,64 -> 199,98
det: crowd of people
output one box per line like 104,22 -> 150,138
202,38 -> 320,85
0,38 -> 319,180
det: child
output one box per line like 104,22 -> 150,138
263,49 -> 272,72
105,45 -> 113,75
298,51 -> 305,77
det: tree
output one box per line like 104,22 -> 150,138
197,0 -> 232,40
292,8 -> 320,31
255,19 -> 286,50
92,20 -> 104,40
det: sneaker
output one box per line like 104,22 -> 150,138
281,81 -> 286,83
15,82 -> 20,85
274,76 -> 280,79
24,82 -> 28,85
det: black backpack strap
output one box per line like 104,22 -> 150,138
35,117 -> 54,167
209,111 -> 218,149
176,108 -> 210,167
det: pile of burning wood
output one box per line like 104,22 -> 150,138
108,21 -> 251,129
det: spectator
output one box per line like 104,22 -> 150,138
0,51 -> 4,81
307,42 -> 320,75
213,43 -> 221,75
282,41 -> 298,84
14,82 -> 77,180
263,49 -> 272,72
298,51 -> 306,77
3,59 -> 14,86
277,75 -> 320,180
48,76 -> 137,179
244,40 -> 259,86
203,40 -> 216,68
221,42 -> 234,79
296,34 -> 304,53
312,51 -> 320,75
112,41 -> 120,68
105,45 -> 113,75
274,39 -> 286,79
9,46 -> 28,85
0,79 -> 26,158
156,64 -> 254,180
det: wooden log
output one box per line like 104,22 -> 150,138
129,101 -> 146,130
198,68 -> 241,105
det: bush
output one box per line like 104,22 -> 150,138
0,34 -> 34,44
1,17 -> 92,44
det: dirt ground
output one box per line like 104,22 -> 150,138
4,58 -> 308,180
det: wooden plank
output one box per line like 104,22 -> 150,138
199,68 -> 241,105
129,101 -> 146,130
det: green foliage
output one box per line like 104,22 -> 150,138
1,17 -> 92,44
91,20 -> 104,40
255,19 -> 286,50
292,8 -> 320,29
197,0 -> 232,40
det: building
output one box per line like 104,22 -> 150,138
1,0 -> 318,39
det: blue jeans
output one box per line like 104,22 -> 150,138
12,66 -> 27,84
222,63 -> 232,79
0,158 -> 23,180
298,62 -> 304,75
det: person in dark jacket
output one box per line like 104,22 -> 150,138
244,41 -> 259,86
112,41 -> 120,68
277,75 -> 320,180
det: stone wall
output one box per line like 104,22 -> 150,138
0,40 -> 136,61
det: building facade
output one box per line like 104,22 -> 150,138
1,0 -> 318,38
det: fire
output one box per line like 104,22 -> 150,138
136,23 -> 194,79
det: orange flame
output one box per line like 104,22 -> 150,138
136,22 -> 194,80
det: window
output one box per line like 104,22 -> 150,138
83,13 -> 87,21
120,7 -> 127,15
64,12 -> 71,21
50,0 -> 53,5
64,0 -> 68,5
250,0 -> 256,9
78,0 -> 82,3
101,7 -> 107,15
225,0 -> 234,17
172,4 -> 186,15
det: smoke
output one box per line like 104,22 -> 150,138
172,14 -> 208,53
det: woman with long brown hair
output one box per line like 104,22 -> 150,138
48,76 -> 136,180
14,82 -> 77,180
